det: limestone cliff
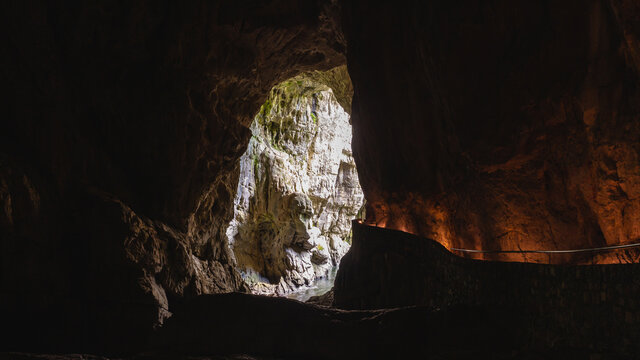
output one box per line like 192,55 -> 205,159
227,72 -> 363,294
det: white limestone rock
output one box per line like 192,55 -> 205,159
226,75 -> 364,295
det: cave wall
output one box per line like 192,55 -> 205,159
334,222 -> 640,355
0,0 -> 344,352
344,0 -> 640,261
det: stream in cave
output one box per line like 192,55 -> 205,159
285,266 -> 338,301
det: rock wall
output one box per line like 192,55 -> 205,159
334,222 -> 640,354
343,0 -> 640,262
0,0 -> 345,352
227,70 -> 363,294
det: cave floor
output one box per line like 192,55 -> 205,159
2,293 -> 624,360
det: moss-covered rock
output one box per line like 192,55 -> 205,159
226,68 -> 362,295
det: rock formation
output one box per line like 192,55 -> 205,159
226,70 -> 363,295
0,0 -> 345,352
344,0 -> 640,262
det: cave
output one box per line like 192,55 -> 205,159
2,1 -> 640,359
226,67 -> 363,299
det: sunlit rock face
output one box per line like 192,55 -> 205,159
227,72 -> 363,294
343,0 -> 640,263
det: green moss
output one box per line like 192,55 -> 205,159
253,72 -> 339,154
317,245 -> 324,251
344,229 -> 353,245
259,99 -> 273,121
257,212 -> 278,235
252,154 -> 259,174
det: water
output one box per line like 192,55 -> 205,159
285,267 -> 338,302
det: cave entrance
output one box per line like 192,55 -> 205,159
226,66 -> 363,301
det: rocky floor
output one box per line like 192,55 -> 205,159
5,293 -> 626,359
6,293 -> 615,360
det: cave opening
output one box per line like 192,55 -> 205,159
225,66 -> 363,300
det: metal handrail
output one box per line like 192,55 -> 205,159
354,219 -> 640,261
450,242 -> 640,254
